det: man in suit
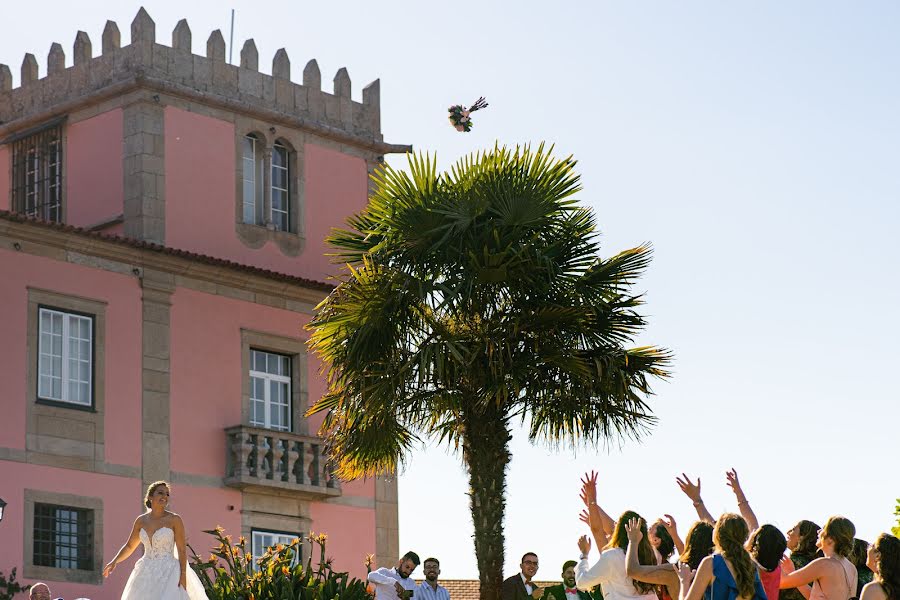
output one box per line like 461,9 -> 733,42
502,552 -> 543,600
543,561 -> 594,600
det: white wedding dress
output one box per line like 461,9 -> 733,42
120,527 -> 209,600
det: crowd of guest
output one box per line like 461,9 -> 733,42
367,469 -> 898,600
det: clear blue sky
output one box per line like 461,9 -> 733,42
4,0 -> 898,581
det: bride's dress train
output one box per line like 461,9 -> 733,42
120,527 -> 208,600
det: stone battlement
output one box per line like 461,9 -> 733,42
0,7 -> 395,151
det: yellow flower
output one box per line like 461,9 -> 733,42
282,566 -> 290,576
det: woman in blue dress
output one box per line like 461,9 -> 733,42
676,513 -> 767,600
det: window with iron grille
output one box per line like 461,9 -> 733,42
11,124 -> 63,222
33,503 -> 94,571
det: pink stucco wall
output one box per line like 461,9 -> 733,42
168,287 -> 376,575
309,500 -> 376,576
0,145 -> 9,211
164,107 -> 369,282
168,287 -> 313,476
0,247 -> 142,467
0,463 -> 239,600
66,109 -> 124,228
0,462 -> 142,600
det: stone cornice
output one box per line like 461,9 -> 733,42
0,73 -> 411,156
0,216 -> 331,310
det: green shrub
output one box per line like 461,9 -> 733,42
893,498 -> 900,538
190,527 -> 373,600
0,568 -> 26,600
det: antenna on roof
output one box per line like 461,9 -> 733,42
228,9 -> 235,64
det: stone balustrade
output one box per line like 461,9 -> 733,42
224,425 -> 341,498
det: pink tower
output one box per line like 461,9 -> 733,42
0,8 -> 408,599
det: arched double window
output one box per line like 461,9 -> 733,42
242,134 -> 294,233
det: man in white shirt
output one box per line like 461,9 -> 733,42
416,557 -> 451,600
368,551 -> 421,600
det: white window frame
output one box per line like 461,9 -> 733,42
38,307 -> 93,407
249,349 -> 291,432
251,529 -> 299,568
242,134 -> 262,225
271,142 -> 290,232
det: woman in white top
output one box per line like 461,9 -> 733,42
779,516 -> 858,600
575,472 -> 658,600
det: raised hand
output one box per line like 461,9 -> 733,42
726,468 -> 744,499
580,470 -> 599,506
677,562 -> 695,587
579,509 -> 591,526
577,534 -> 592,556
676,473 -> 702,503
780,555 -> 795,575
625,517 -> 644,544
661,514 -> 678,536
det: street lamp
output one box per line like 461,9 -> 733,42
0,497 -> 6,522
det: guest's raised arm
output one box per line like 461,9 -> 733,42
624,518 -> 681,596
676,474 -> 714,524
661,514 -> 685,556
725,468 -> 759,532
580,470 -> 614,547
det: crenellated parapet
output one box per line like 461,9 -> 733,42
0,6 -> 387,147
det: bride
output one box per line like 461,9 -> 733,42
103,481 -> 209,600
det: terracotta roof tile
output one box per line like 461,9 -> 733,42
0,210 -> 334,292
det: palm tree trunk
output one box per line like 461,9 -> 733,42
461,405 -> 512,600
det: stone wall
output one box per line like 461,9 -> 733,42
0,7 -> 383,144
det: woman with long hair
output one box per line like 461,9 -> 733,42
103,481 -> 209,600
623,517 -> 682,600
860,533 -> 900,600
677,513 -> 767,600
680,522 -> 716,572
575,473 -> 658,600
779,516 -> 858,600
650,520 -> 679,564
781,520 -> 823,600
853,539 -> 876,597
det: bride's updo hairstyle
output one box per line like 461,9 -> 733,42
144,481 -> 170,508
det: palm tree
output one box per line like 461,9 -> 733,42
306,143 -> 671,600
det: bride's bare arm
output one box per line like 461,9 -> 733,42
103,517 -> 142,577
173,515 -> 187,589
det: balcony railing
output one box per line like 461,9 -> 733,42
224,425 -> 341,498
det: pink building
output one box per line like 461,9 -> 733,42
0,9 -> 408,599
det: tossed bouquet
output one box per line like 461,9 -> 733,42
448,96 -> 489,132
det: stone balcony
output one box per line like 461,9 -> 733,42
224,425 -> 341,498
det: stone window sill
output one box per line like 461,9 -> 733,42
236,222 -> 304,257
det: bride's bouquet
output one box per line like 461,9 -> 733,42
448,97 -> 489,132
